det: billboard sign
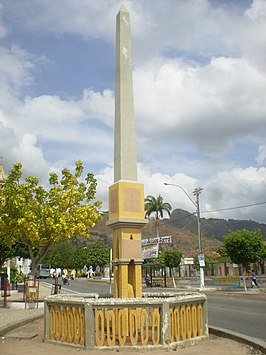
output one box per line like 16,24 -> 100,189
141,236 -> 172,246
141,244 -> 159,259
184,258 -> 194,265
198,254 -> 205,267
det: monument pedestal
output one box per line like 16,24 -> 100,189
107,181 -> 147,298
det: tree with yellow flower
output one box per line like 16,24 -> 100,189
0,160 -> 102,276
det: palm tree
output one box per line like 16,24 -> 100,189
144,194 -> 172,237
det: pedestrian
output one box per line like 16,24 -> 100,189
88,266 -> 94,278
145,275 -> 152,287
251,270 -> 259,288
62,273 -> 69,285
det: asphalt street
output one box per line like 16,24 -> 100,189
207,293 -> 266,342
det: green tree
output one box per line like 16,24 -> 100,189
71,246 -> 91,272
0,238 -> 29,269
0,161 -> 102,276
9,264 -> 24,284
0,238 -> 11,269
223,229 -> 264,271
144,194 -> 172,237
160,249 -> 182,269
160,248 -> 182,287
86,240 -> 110,270
216,246 -> 231,261
258,244 -> 266,274
44,241 -> 75,270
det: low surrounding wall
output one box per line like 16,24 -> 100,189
44,292 -> 208,350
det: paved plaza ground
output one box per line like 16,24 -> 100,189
1,309 -> 264,355
1,317 -> 262,355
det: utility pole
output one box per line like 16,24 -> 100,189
164,183 -> 205,289
193,187 -> 204,289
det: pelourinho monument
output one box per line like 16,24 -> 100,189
107,5 -> 147,299
44,6 -> 208,350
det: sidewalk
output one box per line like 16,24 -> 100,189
0,283 -> 265,355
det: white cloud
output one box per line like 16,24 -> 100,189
245,0 -> 266,20
203,167 -> 266,220
1,92 -> 114,170
81,89 -> 114,128
144,165 -> 266,223
134,55 -> 266,156
237,0 -> 266,71
256,145 -> 266,166
10,133 -> 49,176
0,46 -> 36,94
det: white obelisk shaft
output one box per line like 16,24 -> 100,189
114,5 -> 137,183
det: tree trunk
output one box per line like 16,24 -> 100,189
0,257 -> 7,270
259,261 -> 265,274
27,244 -> 51,277
156,218 -> 160,238
171,267 -> 176,288
27,246 -> 37,276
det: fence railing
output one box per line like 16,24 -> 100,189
44,292 -> 208,350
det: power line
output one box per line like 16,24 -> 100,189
201,201 -> 266,214
157,201 -> 266,228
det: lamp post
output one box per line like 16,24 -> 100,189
164,182 -> 205,289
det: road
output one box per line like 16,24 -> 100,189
207,293 -> 266,342
43,278 -> 266,342
44,276 -> 113,296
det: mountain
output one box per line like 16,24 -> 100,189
169,209 -> 266,242
89,209 -> 266,256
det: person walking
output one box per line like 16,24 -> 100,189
251,270 -> 259,288
62,273 -> 69,285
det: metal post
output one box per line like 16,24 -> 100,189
3,278 -> 7,308
55,276 -> 58,294
163,265 -> 167,287
109,248 -> 112,295
193,187 -> 204,289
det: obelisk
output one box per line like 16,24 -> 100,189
107,5 -> 147,299
114,4 -> 137,182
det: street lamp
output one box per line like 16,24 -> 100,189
164,182 -> 205,289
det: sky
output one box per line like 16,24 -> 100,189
0,0 -> 266,223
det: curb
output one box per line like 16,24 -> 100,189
209,326 -> 266,354
0,314 -> 43,337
